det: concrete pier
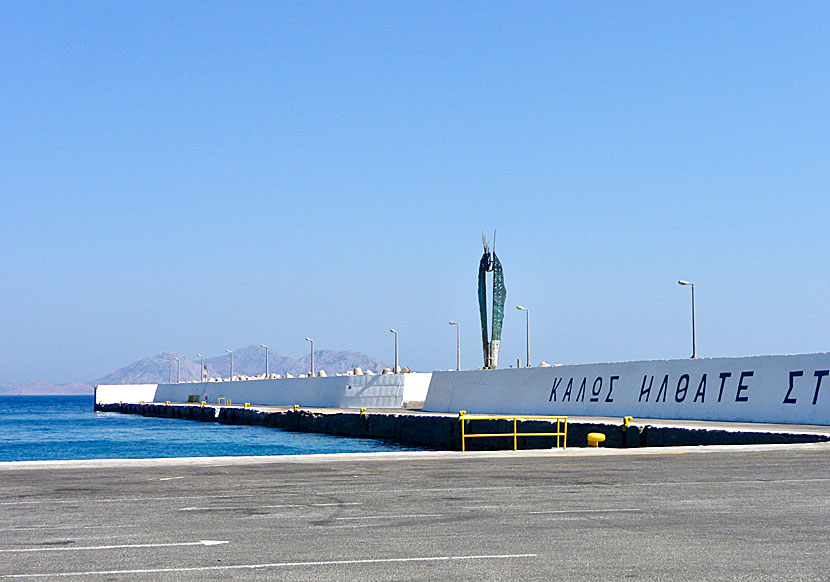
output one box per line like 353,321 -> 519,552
95,401 -> 830,449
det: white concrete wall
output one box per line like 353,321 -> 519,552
423,353 -> 830,425
95,384 -> 158,405
402,373 -> 432,403
149,373 -> 426,408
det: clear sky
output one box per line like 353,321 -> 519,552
1,2 -> 828,383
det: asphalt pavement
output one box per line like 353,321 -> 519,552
2,444 -> 829,581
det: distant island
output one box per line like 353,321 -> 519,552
0,345 -> 392,395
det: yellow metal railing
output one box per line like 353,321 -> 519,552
217,397 -> 232,406
458,411 -> 568,451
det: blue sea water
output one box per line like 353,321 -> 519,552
0,396 -> 421,462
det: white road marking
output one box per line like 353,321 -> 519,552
315,524 -> 384,529
650,477 -> 830,486
179,502 -> 362,511
528,508 -> 643,515
334,514 -> 442,520
0,540 -> 228,553
158,476 -> 184,481
180,505 -> 271,511
0,494 -> 253,506
0,525 -> 136,532
0,553 -> 537,578
286,485 -> 518,497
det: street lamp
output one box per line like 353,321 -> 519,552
516,305 -> 530,367
678,280 -> 697,359
448,321 -> 460,371
196,354 -> 204,382
260,344 -> 269,377
389,329 -> 399,373
304,337 -> 314,377
226,349 -> 233,381
174,357 -> 180,383
168,360 -> 172,384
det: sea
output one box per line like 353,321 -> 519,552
0,395 -> 422,462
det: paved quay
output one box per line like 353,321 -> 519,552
2,443 -> 830,581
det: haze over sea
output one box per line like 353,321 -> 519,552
0,396 -> 421,462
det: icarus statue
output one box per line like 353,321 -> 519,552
478,232 -> 506,368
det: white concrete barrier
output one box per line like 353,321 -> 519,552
422,353 -> 830,425
95,384 -> 158,405
137,372 -> 434,409
401,372 -> 431,403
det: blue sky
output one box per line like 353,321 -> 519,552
1,2 -> 828,383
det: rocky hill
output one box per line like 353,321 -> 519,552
93,352 -> 202,385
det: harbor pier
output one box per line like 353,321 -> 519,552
95,401 -> 830,449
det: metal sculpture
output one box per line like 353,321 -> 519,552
478,232 -> 506,368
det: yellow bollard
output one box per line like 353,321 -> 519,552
587,432 -> 606,447
294,404 -> 300,412
201,401 -> 205,407
244,402 -> 250,408
165,401 -> 171,405
360,407 -> 366,417
622,416 -> 633,431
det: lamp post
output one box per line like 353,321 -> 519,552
516,305 -> 530,367
260,344 -> 269,377
305,337 -> 314,377
226,349 -> 233,381
448,321 -> 460,371
389,329 -> 399,373
678,280 -> 697,359
174,357 -> 180,383
168,360 -> 172,384
196,354 -> 204,382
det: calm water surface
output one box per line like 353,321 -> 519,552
0,396 -> 421,461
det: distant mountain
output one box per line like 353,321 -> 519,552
204,345 -> 294,379
287,350 -> 391,376
93,352 -> 204,385
0,380 -> 92,396
92,346 -> 392,385
205,347 -> 391,378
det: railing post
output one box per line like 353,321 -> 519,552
459,411 -> 466,452
513,418 -> 518,451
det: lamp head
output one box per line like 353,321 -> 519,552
389,328 -> 397,334
516,305 -> 527,311
678,280 -> 693,286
